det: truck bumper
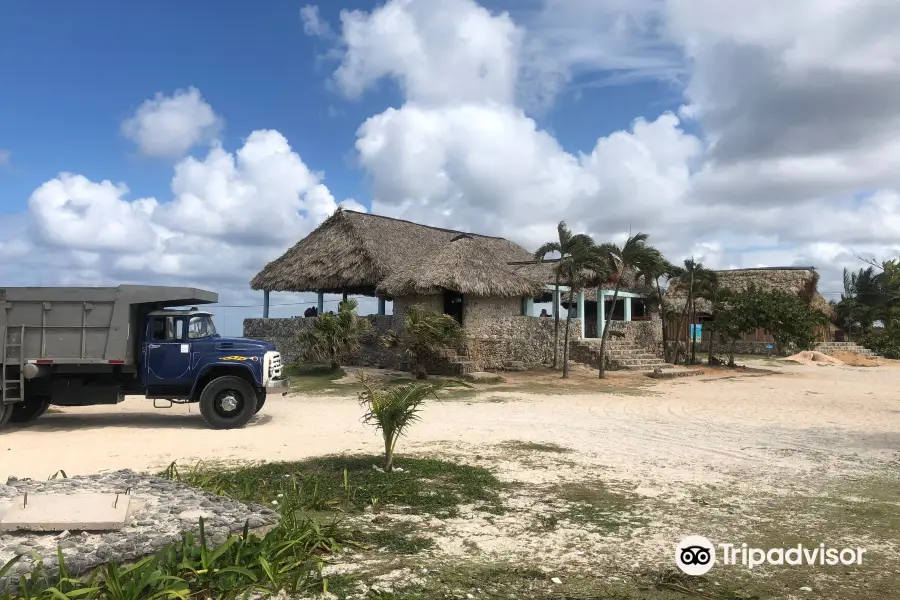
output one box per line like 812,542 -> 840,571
266,378 -> 290,390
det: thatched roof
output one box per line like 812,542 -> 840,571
376,234 -> 543,298
251,208 -> 533,294
508,260 -> 648,300
667,267 -> 832,315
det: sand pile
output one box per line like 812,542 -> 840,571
829,350 -> 879,367
783,351 -> 845,366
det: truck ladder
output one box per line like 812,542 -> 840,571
1,324 -> 25,403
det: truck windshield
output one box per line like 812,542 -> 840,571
187,315 -> 218,339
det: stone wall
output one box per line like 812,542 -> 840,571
393,295 -> 442,328
465,316 -> 582,370
666,340 -> 778,356
602,316 -> 663,351
243,315 -> 399,367
463,296 -> 522,332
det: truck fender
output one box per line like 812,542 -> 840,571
191,364 -> 261,400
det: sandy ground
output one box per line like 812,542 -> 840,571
3,359 -> 900,591
3,360 -> 898,485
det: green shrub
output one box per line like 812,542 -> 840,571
861,329 -> 900,359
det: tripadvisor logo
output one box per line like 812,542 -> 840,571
675,536 -> 867,574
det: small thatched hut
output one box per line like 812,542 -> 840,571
666,266 -> 833,348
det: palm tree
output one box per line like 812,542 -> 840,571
668,259 -> 715,365
300,298 -> 372,372
386,305 -> 465,379
558,237 -> 599,378
642,255 -> 679,362
534,222 -> 595,371
594,233 -> 662,378
359,377 -> 465,472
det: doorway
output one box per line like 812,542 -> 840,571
443,290 -> 464,325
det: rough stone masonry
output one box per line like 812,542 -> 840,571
0,470 -> 279,586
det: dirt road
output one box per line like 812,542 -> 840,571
3,361 -> 898,485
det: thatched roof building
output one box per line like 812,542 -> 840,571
251,208 -> 534,296
668,267 -> 832,315
377,234 -> 543,298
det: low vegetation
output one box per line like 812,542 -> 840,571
359,376 -> 468,472
1,505 -> 345,599
382,305 -> 465,379
160,454 -> 504,518
299,298 -> 372,372
710,285 -> 830,364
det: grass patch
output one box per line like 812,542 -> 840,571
359,527 -> 435,554
500,440 -> 573,454
282,363 -> 356,394
161,455 -> 504,518
549,480 -> 643,532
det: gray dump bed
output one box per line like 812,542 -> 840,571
1,286 -> 217,366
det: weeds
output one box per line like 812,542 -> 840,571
159,455 -> 504,517
0,508 -> 344,599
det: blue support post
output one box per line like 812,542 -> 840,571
263,290 -> 270,318
597,290 -> 605,337
317,291 -> 324,313
624,297 -> 632,321
577,290 -> 585,338
378,297 -> 386,316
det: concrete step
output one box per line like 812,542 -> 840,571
619,362 -> 672,371
614,358 -> 668,366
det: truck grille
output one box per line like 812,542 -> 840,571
271,353 -> 283,378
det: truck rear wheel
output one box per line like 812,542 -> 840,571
199,376 -> 258,430
9,396 -> 50,424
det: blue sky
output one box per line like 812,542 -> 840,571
1,0 -> 898,334
0,1 -> 676,217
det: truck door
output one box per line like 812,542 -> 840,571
145,316 -> 192,388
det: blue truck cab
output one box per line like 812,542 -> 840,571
141,307 -> 288,428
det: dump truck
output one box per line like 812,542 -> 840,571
0,286 -> 288,431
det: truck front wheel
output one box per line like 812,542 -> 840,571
199,376 -> 258,430
9,396 -> 50,424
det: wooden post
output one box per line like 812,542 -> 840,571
263,291 -> 270,318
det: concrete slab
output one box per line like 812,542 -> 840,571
0,493 -> 130,532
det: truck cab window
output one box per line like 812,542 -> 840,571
152,317 -> 183,341
187,315 -> 217,339
152,318 -> 167,341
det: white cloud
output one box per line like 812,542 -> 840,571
326,0 -> 900,299
121,87 -> 223,159
300,5 -> 331,37
0,149 -> 10,166
11,120 -> 362,313
335,0 -> 522,105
